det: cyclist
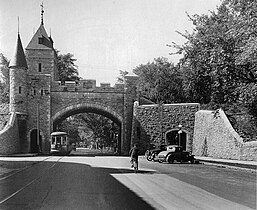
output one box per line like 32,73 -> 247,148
129,143 -> 139,173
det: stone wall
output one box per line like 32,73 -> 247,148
193,109 -> 257,161
131,102 -> 200,153
52,80 -> 124,92
0,114 -> 9,130
51,91 -> 124,121
0,112 -> 20,154
26,74 -> 51,154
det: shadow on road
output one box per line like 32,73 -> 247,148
0,159 -> 157,210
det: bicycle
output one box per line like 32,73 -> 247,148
131,159 -> 138,173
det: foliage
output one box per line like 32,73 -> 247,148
58,113 -> 119,148
0,53 -> 9,103
169,0 -> 257,109
56,51 -> 80,82
116,70 -> 129,84
58,117 -> 81,144
133,57 -> 185,104
78,113 -> 119,147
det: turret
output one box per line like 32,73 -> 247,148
9,33 -> 28,113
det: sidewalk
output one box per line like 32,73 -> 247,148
195,156 -> 257,170
0,153 -> 38,157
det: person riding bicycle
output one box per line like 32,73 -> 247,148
129,143 -> 139,172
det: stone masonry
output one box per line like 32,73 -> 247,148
0,18 -> 138,155
131,102 -> 200,153
193,109 -> 257,161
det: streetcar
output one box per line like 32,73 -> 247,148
50,131 -> 72,155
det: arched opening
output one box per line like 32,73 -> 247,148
30,129 -> 42,153
165,130 -> 187,151
53,104 -> 123,155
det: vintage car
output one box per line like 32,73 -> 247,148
156,145 -> 195,164
145,144 -> 167,161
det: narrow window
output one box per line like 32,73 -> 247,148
38,63 -> 42,72
19,86 -> 22,94
38,37 -> 43,44
33,88 -> 36,95
41,89 -> 44,96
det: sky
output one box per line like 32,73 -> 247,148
0,0 -> 221,85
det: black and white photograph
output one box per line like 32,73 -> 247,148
0,0 -> 256,209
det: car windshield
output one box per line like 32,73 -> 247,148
176,147 -> 182,152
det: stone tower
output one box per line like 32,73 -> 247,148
9,33 -> 28,113
24,14 -> 56,154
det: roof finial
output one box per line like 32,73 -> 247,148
18,16 -> 19,34
40,2 -> 44,25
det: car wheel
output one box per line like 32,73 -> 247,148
190,159 -> 195,164
145,150 -> 152,161
158,159 -> 163,163
151,153 -> 157,161
167,155 -> 174,164
147,155 -> 153,161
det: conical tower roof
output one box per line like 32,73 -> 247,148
26,24 -> 53,50
9,33 -> 28,69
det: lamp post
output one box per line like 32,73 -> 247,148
178,124 -> 182,147
158,100 -> 164,144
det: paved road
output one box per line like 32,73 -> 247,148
0,152 -> 255,210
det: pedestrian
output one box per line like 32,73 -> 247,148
129,143 -> 139,173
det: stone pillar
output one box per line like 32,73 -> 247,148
122,74 -> 138,154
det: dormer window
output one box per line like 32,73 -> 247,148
38,37 -> 43,44
38,63 -> 42,72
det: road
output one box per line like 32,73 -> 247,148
0,149 -> 256,210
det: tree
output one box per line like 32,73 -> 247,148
0,53 -> 10,103
171,2 -> 253,104
168,0 -> 257,141
56,51 -> 80,82
116,70 -> 129,84
58,116 -> 81,144
78,113 -> 119,147
133,57 -> 185,104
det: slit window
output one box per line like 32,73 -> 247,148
19,86 -> 22,94
38,37 -> 43,44
38,63 -> 42,72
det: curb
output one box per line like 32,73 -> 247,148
195,157 -> 257,170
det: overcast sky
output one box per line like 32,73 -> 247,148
0,0 -> 221,85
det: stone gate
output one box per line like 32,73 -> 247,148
0,12 -> 199,155
0,15 -> 138,155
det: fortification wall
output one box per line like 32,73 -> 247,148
51,91 -> 124,119
0,112 -> 20,155
131,102 -> 200,153
51,80 -> 124,92
193,109 -> 257,161
0,104 -> 9,130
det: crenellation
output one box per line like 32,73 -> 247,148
51,79 -> 125,92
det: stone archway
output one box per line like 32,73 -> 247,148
165,129 -> 188,151
52,103 -> 123,154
